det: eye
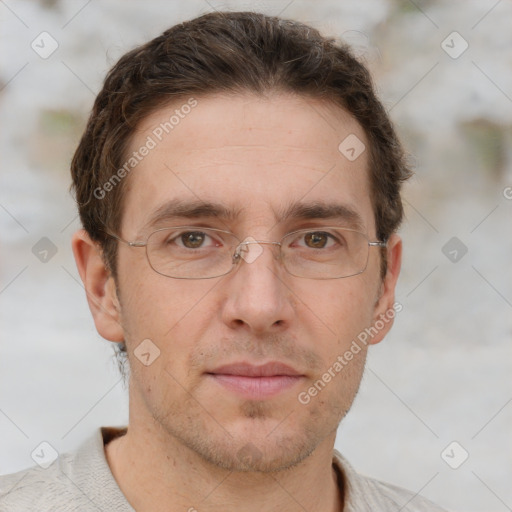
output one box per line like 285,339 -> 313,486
300,231 -> 337,249
173,231 -> 217,249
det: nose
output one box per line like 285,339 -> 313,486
220,240 -> 295,334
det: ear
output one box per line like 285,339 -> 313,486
368,233 -> 402,345
71,229 -> 124,342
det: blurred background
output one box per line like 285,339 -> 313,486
0,1 -> 511,510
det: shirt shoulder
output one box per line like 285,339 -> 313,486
333,449 -> 451,512
0,427 -> 132,512
0,455 -> 84,512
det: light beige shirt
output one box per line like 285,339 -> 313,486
0,426 -> 449,511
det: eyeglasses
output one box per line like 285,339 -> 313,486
107,226 -> 387,280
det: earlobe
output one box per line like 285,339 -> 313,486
71,229 -> 124,342
368,233 -> 402,345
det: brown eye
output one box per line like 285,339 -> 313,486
304,232 -> 329,248
181,232 -> 206,248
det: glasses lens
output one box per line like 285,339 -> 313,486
281,228 -> 370,279
146,227 -> 238,279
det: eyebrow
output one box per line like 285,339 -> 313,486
276,200 -> 366,232
141,199 -> 242,232
141,198 -> 366,233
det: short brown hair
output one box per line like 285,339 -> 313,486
71,10 -> 411,278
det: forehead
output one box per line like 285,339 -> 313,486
121,92 -> 374,236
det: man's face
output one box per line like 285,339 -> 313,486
110,93 -> 398,471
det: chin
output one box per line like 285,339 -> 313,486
179,414 -> 320,473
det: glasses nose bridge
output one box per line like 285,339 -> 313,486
233,239 -> 282,265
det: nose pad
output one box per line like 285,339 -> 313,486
238,237 -> 264,264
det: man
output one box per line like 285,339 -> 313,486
0,11 -> 449,512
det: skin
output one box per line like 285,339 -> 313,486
72,92 -> 401,512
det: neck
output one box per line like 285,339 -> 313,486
105,418 -> 343,512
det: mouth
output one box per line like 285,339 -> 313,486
205,362 -> 305,400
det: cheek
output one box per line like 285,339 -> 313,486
117,265 -> 222,376
293,276 -> 377,348
120,278 -> 214,405
117,252 -> 210,333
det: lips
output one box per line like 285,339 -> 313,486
206,362 -> 304,399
